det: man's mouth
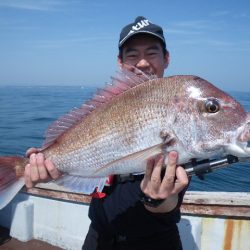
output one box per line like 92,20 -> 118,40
134,69 -> 149,75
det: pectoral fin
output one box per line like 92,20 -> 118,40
53,175 -> 107,195
94,143 -> 164,176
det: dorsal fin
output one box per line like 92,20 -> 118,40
42,69 -> 157,149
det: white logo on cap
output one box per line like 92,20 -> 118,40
128,19 -> 150,35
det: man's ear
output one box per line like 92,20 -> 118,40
164,52 -> 170,69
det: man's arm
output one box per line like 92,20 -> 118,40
140,152 -> 189,213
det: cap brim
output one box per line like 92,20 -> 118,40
119,30 -> 165,48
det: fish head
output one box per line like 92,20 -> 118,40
172,76 -> 250,159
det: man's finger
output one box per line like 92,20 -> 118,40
36,153 -> 48,180
144,158 -> 154,181
161,151 -> 178,189
172,166 -> 189,194
141,158 -> 154,191
165,151 -> 177,174
44,159 -> 61,180
24,164 -> 33,188
150,154 -> 164,189
29,153 -> 40,183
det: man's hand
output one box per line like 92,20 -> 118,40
140,151 -> 188,213
24,148 -> 61,188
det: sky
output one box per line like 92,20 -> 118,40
0,0 -> 250,92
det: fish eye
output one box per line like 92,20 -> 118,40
205,99 -> 220,113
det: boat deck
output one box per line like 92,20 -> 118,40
0,226 -> 62,250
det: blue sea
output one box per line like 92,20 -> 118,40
0,86 -> 250,192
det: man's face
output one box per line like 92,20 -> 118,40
118,34 -> 169,78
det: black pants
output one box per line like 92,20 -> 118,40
82,223 -> 183,250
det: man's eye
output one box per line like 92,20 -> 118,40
148,52 -> 158,56
126,54 -> 137,59
128,54 -> 137,57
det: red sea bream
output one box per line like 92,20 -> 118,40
0,71 -> 250,209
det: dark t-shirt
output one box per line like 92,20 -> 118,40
88,175 -> 185,239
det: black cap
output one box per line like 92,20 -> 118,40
119,16 -> 166,48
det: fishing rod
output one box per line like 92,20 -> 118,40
118,155 -> 249,182
183,155 -> 240,179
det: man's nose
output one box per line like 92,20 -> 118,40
136,58 -> 150,68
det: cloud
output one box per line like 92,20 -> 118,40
171,38 -> 250,53
171,19 -> 222,31
164,19 -> 225,40
30,36 -> 115,49
164,28 -> 203,36
211,10 -> 248,19
0,0 -> 62,11
179,39 -> 233,47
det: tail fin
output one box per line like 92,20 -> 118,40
0,156 -> 27,209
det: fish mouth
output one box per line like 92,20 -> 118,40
226,140 -> 250,158
226,115 -> 250,159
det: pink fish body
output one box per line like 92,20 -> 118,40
0,72 -> 250,209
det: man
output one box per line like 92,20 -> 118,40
25,17 -> 189,250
